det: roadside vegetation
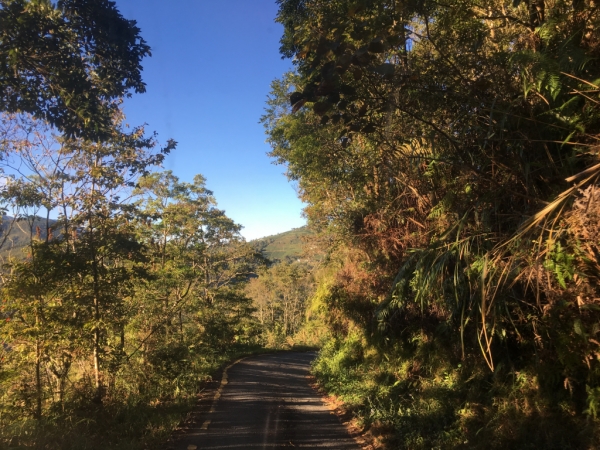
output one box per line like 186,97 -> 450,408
264,0 -> 600,447
0,112 -> 266,449
0,2 -> 265,448
246,258 -> 326,348
246,227 -> 327,348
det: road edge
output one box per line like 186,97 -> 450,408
196,356 -> 248,431
164,348 -> 312,449
307,374 -> 389,450
164,354 -> 251,449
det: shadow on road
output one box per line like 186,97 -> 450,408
173,352 -> 360,449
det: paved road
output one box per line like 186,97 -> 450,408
173,352 -> 360,449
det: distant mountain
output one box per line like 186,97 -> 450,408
0,216 -> 57,260
252,227 -> 313,263
0,219 -> 317,264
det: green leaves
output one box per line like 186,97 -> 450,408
0,0 -> 151,140
313,101 -> 332,116
543,241 -> 576,289
269,2 -> 600,445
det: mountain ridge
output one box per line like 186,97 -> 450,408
251,226 -> 312,262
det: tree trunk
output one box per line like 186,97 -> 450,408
90,167 -> 103,404
35,337 -> 42,419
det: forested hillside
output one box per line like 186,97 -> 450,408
246,227 -> 328,348
252,226 -> 312,261
263,0 -> 600,447
251,227 -> 322,262
0,216 -> 56,260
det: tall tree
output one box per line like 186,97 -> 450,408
0,0 -> 150,140
0,112 -> 173,408
131,171 -> 263,373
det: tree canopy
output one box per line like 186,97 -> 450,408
264,0 -> 600,447
0,0 -> 150,140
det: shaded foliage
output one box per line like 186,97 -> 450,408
265,0 -> 600,446
0,0 -> 150,140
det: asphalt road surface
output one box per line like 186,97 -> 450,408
173,352 -> 360,449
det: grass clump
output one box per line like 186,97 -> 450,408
313,323 -> 600,449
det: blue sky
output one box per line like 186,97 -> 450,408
115,0 -> 304,241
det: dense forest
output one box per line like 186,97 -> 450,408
0,1 -> 278,448
0,0 -> 599,448
262,0 -> 600,448
0,114 -> 268,448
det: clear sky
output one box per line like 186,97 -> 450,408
115,0 -> 305,241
